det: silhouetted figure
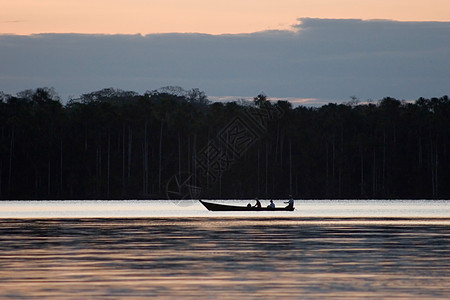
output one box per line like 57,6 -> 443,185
267,200 -> 275,209
254,198 -> 261,208
284,195 -> 294,209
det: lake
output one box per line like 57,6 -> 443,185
0,200 -> 448,299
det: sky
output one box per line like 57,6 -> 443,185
2,0 -> 450,35
1,1 -> 449,104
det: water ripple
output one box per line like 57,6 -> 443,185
0,217 -> 448,298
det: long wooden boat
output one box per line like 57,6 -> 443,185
199,200 -> 294,211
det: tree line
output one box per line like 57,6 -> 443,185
0,87 -> 449,199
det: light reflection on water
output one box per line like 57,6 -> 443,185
0,199 -> 448,218
0,201 -> 448,299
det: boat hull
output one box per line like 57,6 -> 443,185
199,200 -> 294,211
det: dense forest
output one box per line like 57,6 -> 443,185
0,87 -> 449,200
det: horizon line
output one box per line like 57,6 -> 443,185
2,18 -> 450,37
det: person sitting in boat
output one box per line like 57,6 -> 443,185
284,195 -> 294,209
267,200 -> 275,209
253,198 -> 261,208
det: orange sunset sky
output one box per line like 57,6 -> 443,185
2,0 -> 450,35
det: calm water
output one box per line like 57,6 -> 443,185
0,200 -> 448,299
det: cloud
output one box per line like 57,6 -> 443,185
0,18 -> 449,104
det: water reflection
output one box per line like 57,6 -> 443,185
0,218 -> 448,299
0,199 -> 448,218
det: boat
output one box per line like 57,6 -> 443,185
199,200 -> 294,211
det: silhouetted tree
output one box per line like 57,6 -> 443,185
0,87 -> 448,199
